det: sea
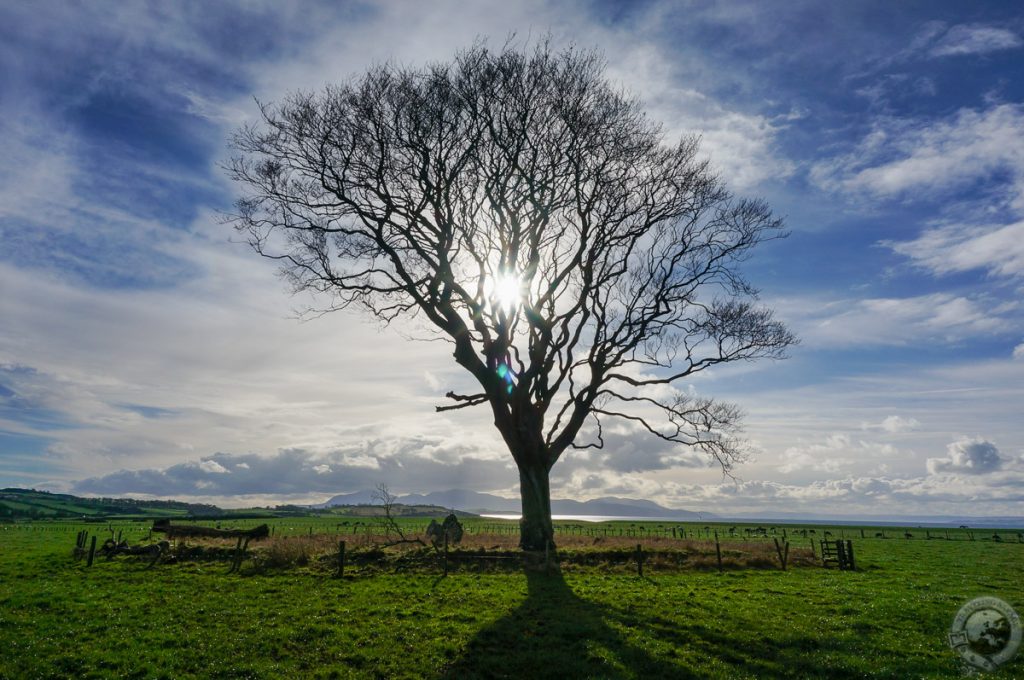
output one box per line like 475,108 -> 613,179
479,513 -> 1024,529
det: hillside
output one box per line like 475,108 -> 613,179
0,488 -> 222,520
0,488 -> 475,522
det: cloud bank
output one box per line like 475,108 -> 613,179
927,437 -> 1005,475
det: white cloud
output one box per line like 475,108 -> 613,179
864,415 -> 921,433
854,74 -> 938,107
559,421 -> 711,476
868,22 -> 1023,69
778,450 -> 845,475
813,104 -> 1024,212
73,446 -> 517,501
423,371 -> 441,391
652,469 -> 1024,516
636,85 -> 795,191
174,88 -> 249,126
927,437 -> 1005,475
885,220 -> 1024,279
777,433 -> 897,474
929,25 -> 1023,57
777,292 -> 1014,348
231,3 -> 792,196
1014,343 -> 1024,360
0,257 -> 482,478
198,460 -> 229,474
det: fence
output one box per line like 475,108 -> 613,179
4,519 -> 1021,579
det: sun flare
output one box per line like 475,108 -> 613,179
486,272 -> 523,313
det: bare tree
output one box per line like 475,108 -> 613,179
228,41 -> 795,551
372,483 -> 425,548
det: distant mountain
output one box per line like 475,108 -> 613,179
314,488 -> 711,519
313,489 -> 518,512
312,489 -> 382,507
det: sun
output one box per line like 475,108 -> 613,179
486,272 -> 523,313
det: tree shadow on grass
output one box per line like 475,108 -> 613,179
440,566 -> 875,680
440,566 -> 687,679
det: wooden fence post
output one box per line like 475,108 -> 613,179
337,540 -> 346,577
443,532 -> 449,577
228,536 -> 243,573
635,544 -> 644,577
773,538 -> 788,571
86,536 -> 97,567
714,531 -> 722,573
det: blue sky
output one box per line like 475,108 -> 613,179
2,1 -> 1023,516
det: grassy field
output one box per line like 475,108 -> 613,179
1,517 -> 1022,679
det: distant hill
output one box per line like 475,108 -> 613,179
0,488 -> 223,520
314,488 -> 711,519
321,503 -> 477,519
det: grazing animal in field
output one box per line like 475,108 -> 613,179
904,532 -> 913,539
992,534 -> 1001,542
823,531 -> 832,538
875,532 -> 884,538
809,529 -> 816,535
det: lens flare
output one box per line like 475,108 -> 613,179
496,362 -> 515,394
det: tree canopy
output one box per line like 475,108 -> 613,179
229,41 -> 795,550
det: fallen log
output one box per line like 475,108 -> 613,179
152,519 -> 269,540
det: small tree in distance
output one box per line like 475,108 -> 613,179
228,40 -> 795,552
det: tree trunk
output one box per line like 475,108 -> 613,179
518,461 -> 555,552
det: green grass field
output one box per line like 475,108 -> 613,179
1,518 -> 1021,679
